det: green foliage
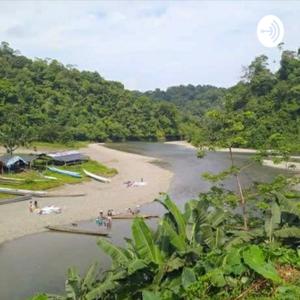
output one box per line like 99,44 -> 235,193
192,51 -> 300,151
243,245 -> 281,283
0,160 -> 116,192
0,42 -> 181,144
36,185 -> 300,299
138,84 -> 225,117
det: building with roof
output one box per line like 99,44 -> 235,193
47,151 -> 88,165
0,154 -> 39,173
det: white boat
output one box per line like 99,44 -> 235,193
47,167 -> 82,178
83,169 -> 111,183
0,187 -> 47,196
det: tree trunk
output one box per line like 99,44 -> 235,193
229,147 -> 248,230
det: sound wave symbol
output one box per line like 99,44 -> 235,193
261,19 -> 281,43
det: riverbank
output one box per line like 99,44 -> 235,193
165,141 -> 300,171
165,141 -> 257,153
0,144 -> 172,244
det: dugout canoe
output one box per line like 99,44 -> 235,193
46,225 -> 109,237
112,214 -> 159,220
47,167 -> 82,178
83,169 -> 111,183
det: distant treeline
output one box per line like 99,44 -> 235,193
0,41 -> 299,149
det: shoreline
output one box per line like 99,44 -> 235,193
0,144 -> 173,245
165,141 -> 300,172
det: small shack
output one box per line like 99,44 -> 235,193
47,151 -> 88,166
0,154 -> 40,173
0,155 -> 27,173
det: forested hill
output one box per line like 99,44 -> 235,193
0,42 -> 299,149
135,84 -> 225,116
0,42 -> 181,143
188,51 -> 300,150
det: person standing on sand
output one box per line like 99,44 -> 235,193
28,201 -> 33,213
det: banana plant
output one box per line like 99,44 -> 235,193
33,263 -> 100,300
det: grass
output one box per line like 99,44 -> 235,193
31,141 -> 89,151
0,160 -> 118,195
0,193 -> 14,200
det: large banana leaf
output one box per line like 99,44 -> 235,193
264,201 -> 281,241
207,207 -> 227,228
161,219 -> 186,252
132,218 -> 162,264
97,238 -> 129,266
274,191 -> 300,216
274,227 -> 300,238
82,263 -> 98,291
65,267 -> 81,300
155,195 -> 186,238
242,245 -> 282,283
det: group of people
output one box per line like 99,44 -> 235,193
96,210 -> 113,228
95,205 -> 141,229
29,200 -> 40,213
127,205 -> 140,215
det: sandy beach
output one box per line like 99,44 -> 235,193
165,141 -> 258,153
0,144 -> 173,244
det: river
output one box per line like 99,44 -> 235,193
0,142 -> 288,300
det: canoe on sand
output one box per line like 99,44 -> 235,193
46,225 -> 109,237
0,187 -> 47,196
47,167 -> 82,178
83,169 -> 111,183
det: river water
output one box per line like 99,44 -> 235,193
0,142 -> 288,300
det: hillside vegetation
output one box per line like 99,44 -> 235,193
136,84 -> 225,117
0,42 -> 299,152
0,42 -> 181,143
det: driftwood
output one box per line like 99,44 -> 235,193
46,225 -> 109,237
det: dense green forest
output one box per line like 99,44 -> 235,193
134,84 -> 225,117
183,51 -> 300,151
0,42 -> 299,152
0,42 -> 181,144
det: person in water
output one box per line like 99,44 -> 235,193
106,216 -> 112,229
133,205 -> 141,215
127,208 -> 134,215
107,209 -> 116,216
96,210 -> 105,226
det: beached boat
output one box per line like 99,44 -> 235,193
0,176 -> 24,182
0,187 -> 47,196
46,225 -> 109,237
47,166 -> 82,178
83,169 -> 111,183
41,175 -> 58,180
0,176 -> 53,183
112,214 -> 159,219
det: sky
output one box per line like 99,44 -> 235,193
0,1 -> 300,91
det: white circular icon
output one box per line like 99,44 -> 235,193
257,15 -> 284,48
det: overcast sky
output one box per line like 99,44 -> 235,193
0,1 -> 299,91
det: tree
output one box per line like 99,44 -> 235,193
0,107 -> 33,155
